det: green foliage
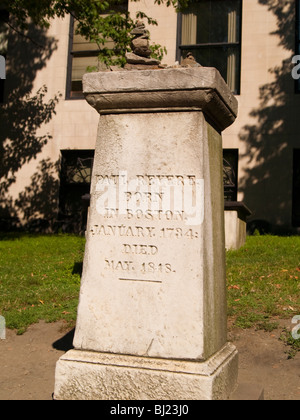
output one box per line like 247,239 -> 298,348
2,0 -> 191,66
280,328 -> 300,359
153,0 -> 190,11
149,43 -> 167,62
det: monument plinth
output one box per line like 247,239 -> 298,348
54,67 -> 239,400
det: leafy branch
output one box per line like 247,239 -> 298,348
2,0 -> 191,66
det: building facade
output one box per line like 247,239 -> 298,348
1,0 -> 300,234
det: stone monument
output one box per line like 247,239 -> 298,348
54,66 -> 239,400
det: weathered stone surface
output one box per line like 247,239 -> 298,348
130,21 -> 149,37
181,52 -> 202,67
131,37 -> 151,58
54,67 -> 239,400
54,344 -> 238,400
126,21 -> 155,63
125,52 -> 160,65
72,111 -> 227,361
83,67 -> 238,131
225,202 -> 252,250
124,63 -> 161,70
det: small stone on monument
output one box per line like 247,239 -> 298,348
125,52 -> 160,66
181,52 -> 202,68
125,21 -> 161,70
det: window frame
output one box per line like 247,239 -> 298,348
65,16 -> 76,100
176,0 -> 243,95
66,1 -> 129,100
66,16 -> 103,100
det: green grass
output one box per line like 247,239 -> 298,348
0,233 -> 85,334
227,235 -> 300,330
279,327 -> 300,359
0,233 -> 299,342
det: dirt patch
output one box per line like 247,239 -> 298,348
0,320 -> 299,400
0,321 -> 70,400
228,319 -> 300,400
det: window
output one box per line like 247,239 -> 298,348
66,18 -> 108,99
58,150 -> 94,233
292,149 -> 300,227
66,1 -> 128,99
0,9 -> 8,103
223,149 -> 238,202
177,0 -> 242,94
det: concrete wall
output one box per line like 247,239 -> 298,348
1,0 -> 300,232
1,14 -> 99,228
223,0 -> 300,231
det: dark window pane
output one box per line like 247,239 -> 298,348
223,149 -> 238,202
181,0 -> 241,45
180,45 -> 240,93
0,78 -> 4,103
58,150 -> 94,233
180,0 -> 241,93
71,80 -> 83,96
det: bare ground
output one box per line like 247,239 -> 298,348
0,319 -> 299,400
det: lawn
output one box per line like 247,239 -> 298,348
0,233 -> 85,334
227,235 -> 300,330
0,233 -> 299,337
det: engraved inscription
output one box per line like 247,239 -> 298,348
90,224 -> 156,238
93,172 -> 203,284
105,260 -> 135,272
122,244 -> 158,256
104,259 -> 175,275
90,224 -> 199,240
141,262 -> 174,274
95,171 -> 204,226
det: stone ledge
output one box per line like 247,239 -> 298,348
57,342 -> 237,377
54,343 -> 238,400
83,67 -> 238,132
225,201 -> 252,222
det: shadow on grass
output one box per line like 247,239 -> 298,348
72,261 -> 83,276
